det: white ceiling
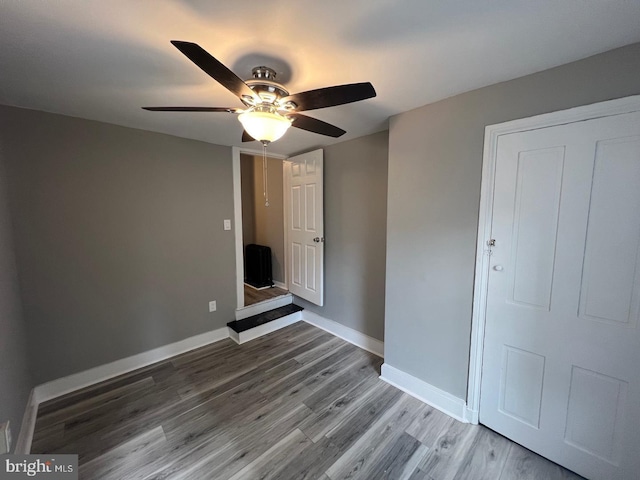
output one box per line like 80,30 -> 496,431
1,1 -> 639,156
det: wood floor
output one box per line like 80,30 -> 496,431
244,284 -> 289,306
32,322 -> 583,480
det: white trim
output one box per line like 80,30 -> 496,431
465,406 -> 479,424
232,147 -> 245,309
14,389 -> 37,454
231,308 -> 385,359
273,280 -> 287,290
381,363 -> 469,423
235,294 -> 293,320
467,94 -> 640,424
228,327 -> 240,344
244,282 -> 272,291
33,328 -> 229,405
480,95 -> 640,139
237,148 -> 289,160
229,311 -> 303,344
301,310 -> 384,358
283,161 -> 291,291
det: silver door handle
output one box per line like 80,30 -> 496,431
313,237 -> 324,243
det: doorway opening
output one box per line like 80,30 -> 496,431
238,150 -> 288,307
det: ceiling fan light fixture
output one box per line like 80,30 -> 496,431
238,109 -> 292,144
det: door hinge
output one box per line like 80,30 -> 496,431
484,239 -> 496,256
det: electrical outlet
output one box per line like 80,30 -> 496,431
209,300 -> 217,312
223,219 -> 231,231
0,421 -> 11,454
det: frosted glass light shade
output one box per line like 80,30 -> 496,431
238,110 -> 292,143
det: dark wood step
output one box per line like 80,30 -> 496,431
227,304 -> 304,334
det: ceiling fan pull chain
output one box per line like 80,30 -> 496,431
263,144 -> 270,207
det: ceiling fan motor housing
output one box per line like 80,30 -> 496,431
243,66 -> 293,108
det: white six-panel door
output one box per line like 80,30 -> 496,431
480,111 -> 640,480
285,149 -> 324,306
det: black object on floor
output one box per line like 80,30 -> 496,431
245,244 -> 273,289
227,304 -> 304,334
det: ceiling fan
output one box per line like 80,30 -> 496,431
143,41 -> 376,144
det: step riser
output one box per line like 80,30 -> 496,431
228,312 -> 303,344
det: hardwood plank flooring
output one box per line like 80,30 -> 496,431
244,284 -> 289,306
32,322 -> 584,480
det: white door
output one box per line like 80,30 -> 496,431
480,110 -> 640,480
285,149 -> 324,306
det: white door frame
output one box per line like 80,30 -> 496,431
232,146 -> 289,310
467,95 -> 640,425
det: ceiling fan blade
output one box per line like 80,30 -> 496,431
281,82 -> 376,112
242,130 -> 256,142
170,41 -> 260,103
289,113 -> 346,137
142,107 -> 242,113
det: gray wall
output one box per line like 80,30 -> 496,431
240,154 -> 285,284
0,105 -> 236,385
296,131 -> 389,341
385,42 -> 640,399
240,154 -> 256,246
253,156 -> 285,284
0,155 -> 32,448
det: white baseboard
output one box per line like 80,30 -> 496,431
244,283 -> 271,291
16,311 -> 477,456
229,311 -> 303,344
228,327 -> 240,344
465,407 -> 479,424
301,310 -> 384,358
235,294 -> 293,320
380,363 -> 469,423
14,389 -> 37,454
33,327 -> 229,405
273,281 -> 287,290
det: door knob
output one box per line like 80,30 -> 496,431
493,265 -> 504,271
313,237 -> 324,243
